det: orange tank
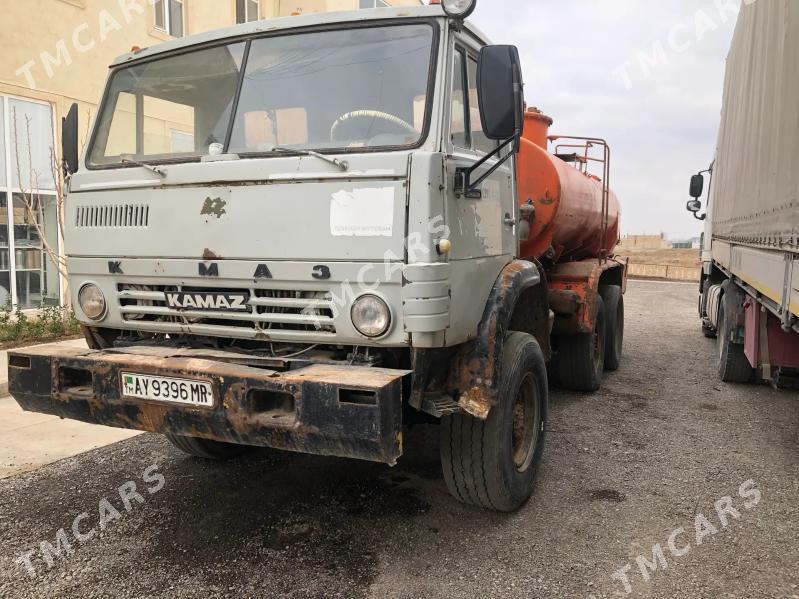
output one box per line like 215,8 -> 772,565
516,108 -> 620,262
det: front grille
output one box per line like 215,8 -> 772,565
117,284 -> 336,340
76,204 -> 149,228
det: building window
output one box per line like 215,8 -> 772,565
154,0 -> 184,37
236,0 -> 260,23
0,96 -> 61,309
359,0 -> 389,8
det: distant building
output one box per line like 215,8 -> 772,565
617,234 -> 670,250
670,237 -> 702,250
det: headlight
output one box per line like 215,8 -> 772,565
442,0 -> 477,19
351,294 -> 391,338
78,284 -> 107,321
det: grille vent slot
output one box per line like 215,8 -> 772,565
76,205 -> 149,228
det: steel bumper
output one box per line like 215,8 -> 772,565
7,345 -> 407,465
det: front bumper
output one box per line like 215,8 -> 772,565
8,344 -> 407,465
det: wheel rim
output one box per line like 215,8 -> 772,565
511,373 -> 540,472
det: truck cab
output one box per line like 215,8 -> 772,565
9,1 -> 625,512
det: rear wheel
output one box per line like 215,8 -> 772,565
555,295 -> 607,391
716,289 -> 754,383
600,285 -> 624,371
165,434 -> 254,460
440,332 -> 548,512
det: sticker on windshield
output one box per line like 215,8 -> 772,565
330,188 -> 394,237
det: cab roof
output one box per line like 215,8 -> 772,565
112,5 -> 489,67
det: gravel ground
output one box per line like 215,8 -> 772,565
0,280 -> 797,598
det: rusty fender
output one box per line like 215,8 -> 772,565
447,260 -> 543,420
549,258 -> 626,334
7,344 -> 408,465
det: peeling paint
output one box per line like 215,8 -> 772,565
200,197 -> 227,218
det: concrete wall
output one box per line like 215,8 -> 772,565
617,234 -> 670,250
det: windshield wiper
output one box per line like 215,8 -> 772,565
270,146 -> 349,172
120,156 -> 166,178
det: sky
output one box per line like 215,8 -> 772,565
468,0 -> 741,240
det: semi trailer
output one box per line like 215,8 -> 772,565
688,0 -> 799,387
8,0 -> 626,511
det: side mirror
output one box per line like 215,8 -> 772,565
689,174 -> 704,199
62,103 -> 79,177
686,200 -> 701,213
477,45 -> 524,148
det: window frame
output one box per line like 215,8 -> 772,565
0,94 -> 63,309
236,0 -> 260,24
154,0 -> 185,38
86,19 -> 441,171
450,46 -> 471,151
360,0 -> 390,8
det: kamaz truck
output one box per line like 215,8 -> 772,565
9,0 -> 626,511
688,0 -> 799,387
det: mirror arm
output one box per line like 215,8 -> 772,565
455,136 -> 517,199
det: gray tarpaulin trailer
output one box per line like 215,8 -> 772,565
689,0 -> 799,386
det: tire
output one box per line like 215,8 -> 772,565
599,285 -> 624,371
440,332 -> 548,512
555,295 -> 607,392
165,434 -> 254,460
716,294 -> 754,383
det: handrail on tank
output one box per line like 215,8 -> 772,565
549,135 -> 612,262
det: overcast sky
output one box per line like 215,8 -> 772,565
469,0 -> 740,240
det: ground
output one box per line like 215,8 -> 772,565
0,280 -> 797,599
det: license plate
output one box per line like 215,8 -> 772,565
120,373 -> 214,408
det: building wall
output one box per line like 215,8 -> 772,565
0,0 -> 419,308
617,234 -> 670,250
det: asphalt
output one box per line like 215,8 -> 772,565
0,280 -> 797,598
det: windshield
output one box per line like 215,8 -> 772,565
89,24 -> 436,167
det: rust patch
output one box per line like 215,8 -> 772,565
202,248 -> 220,260
200,197 -> 227,218
458,387 -> 491,420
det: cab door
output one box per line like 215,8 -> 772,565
445,40 -> 516,261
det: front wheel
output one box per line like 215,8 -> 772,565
440,332 -> 548,512
165,434 -> 254,460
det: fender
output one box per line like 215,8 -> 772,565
549,258 -> 626,335
447,260 -> 543,420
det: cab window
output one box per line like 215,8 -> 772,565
450,49 -> 469,149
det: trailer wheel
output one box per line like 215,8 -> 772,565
440,332 -> 548,512
600,285 -> 624,371
716,293 -> 754,383
165,434 -> 254,460
555,295 -> 607,391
